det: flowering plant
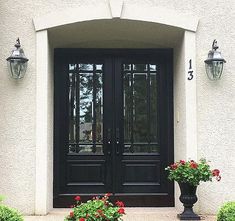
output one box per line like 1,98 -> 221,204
165,158 -> 221,186
65,194 -> 125,221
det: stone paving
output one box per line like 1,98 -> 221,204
24,208 -> 216,221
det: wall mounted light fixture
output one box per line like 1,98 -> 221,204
6,38 -> 29,79
204,40 -> 226,81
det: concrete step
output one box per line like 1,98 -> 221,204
24,208 -> 216,221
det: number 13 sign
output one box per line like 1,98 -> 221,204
188,59 -> 194,80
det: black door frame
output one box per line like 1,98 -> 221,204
53,49 -> 174,207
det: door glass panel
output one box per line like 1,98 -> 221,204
123,72 -> 132,143
150,72 -> 158,142
68,63 -> 103,154
79,63 -> 93,71
133,64 -> 148,72
123,63 -> 159,153
150,64 -> 157,71
95,73 -> 103,143
124,144 -> 160,153
96,64 -> 103,71
80,73 -> 93,144
133,73 -> 148,142
123,64 -> 131,71
69,64 -> 77,70
68,72 -> 77,144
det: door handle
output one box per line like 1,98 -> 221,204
116,128 -> 120,155
107,128 -> 112,155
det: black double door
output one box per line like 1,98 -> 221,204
54,49 -> 174,207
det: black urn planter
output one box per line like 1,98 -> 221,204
177,182 -> 201,220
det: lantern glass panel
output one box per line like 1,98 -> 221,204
7,59 -> 27,79
205,61 -> 223,80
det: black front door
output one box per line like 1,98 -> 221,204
54,49 -> 174,207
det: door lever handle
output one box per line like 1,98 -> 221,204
107,128 -> 112,155
116,128 -> 120,155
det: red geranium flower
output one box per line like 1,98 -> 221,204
212,169 -> 220,176
105,193 -> 111,197
74,196 -> 81,201
170,163 -> 178,170
79,218 -> 85,221
180,160 -> 186,165
116,201 -> 125,207
118,208 -> 125,214
70,211 -> 74,217
190,162 -> 198,169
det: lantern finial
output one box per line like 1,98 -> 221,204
212,39 -> 218,51
15,38 -> 21,48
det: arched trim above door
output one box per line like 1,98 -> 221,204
33,1 -> 198,32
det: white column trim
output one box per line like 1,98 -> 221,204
35,30 -> 49,215
184,30 -> 198,160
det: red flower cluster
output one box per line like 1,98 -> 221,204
190,161 -> 198,169
66,194 -> 125,221
116,201 -> 125,207
170,160 -> 199,170
166,159 -> 222,186
105,193 -> 111,197
212,169 -> 221,181
74,196 -> 81,201
118,208 -> 125,214
170,163 -> 178,170
69,211 -> 74,217
95,209 -> 106,218
212,169 -> 220,176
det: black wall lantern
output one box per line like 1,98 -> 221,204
6,38 -> 29,79
204,40 -> 226,81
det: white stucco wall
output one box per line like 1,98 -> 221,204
0,0 -> 234,215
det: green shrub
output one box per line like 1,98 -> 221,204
0,204 -> 23,221
0,195 -> 4,202
217,202 -> 235,221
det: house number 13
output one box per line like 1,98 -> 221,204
188,59 -> 194,80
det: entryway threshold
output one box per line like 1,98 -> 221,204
24,208 -> 216,221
